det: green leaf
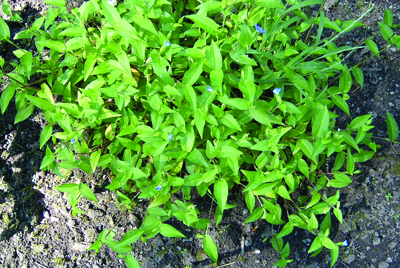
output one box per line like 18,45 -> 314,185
159,224 -> 186,238
249,107 -> 271,127
386,111 -> 399,142
119,229 -> 143,246
44,0 -> 66,6
182,60 -> 204,87
79,183 -> 98,202
209,40 -> 222,70
36,40 -> 65,52
125,255 -> 140,268
277,221 -> 294,238
185,15 -> 220,35
0,17 -> 10,41
333,207 -> 343,223
1,85 -> 16,114
214,179 -> 228,211
353,151 -> 375,162
182,85 -> 197,111
312,106 -> 329,138
297,159 -> 309,178
15,104 -> 35,124
187,149 -> 210,168
333,151 -> 345,171
365,39 -> 380,59
105,241 -> 132,254
84,54 -> 98,81
25,94 -> 56,112
277,185 -> 291,200
245,191 -> 255,213
203,235 -> 218,263
59,27 -> 85,37
2,0 -> 11,16
331,95 -> 350,116
21,51 -> 33,80
90,150 -> 101,173
339,65 -> 352,93
329,173 -> 352,188
255,0 -> 284,8
306,191 -> 321,209
340,132 -> 360,152
101,0 -> 120,24
244,207 -> 264,223
348,114 -> 371,129
378,22 -> 394,41
132,14 -> 157,35
308,236 -> 323,253
384,9 -> 393,26
39,124 -> 53,150
55,183 -> 79,193
346,148 -> 355,175
352,66 -> 364,87
298,139 -> 314,160
219,146 -> 243,157
220,113 -> 242,131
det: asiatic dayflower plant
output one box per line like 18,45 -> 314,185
0,0 -> 399,267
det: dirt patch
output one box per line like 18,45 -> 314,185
0,1 -> 399,267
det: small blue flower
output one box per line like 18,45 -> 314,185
273,88 -> 282,95
207,86 -> 213,92
338,128 -> 341,132
255,24 -> 266,34
232,6 -> 236,13
164,40 -> 171,46
71,139 -> 76,144
155,186 -> 162,190
342,240 -> 349,247
168,134 -> 173,141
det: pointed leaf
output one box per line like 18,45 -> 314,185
214,179 -> 228,211
203,235 -> 218,263
386,111 -> 399,142
79,183 -> 98,202
160,224 -> 186,238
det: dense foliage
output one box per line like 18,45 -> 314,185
0,0 -> 399,267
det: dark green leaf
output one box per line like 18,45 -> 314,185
378,22 -> 394,41
386,111 -> 399,142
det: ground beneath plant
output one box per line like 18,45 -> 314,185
0,0 -> 399,267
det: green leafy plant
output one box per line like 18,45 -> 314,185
1,0 -> 399,267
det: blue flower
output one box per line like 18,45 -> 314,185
168,134 -> 173,141
207,86 -> 213,92
71,139 -> 76,144
338,128 -> 341,132
164,40 -> 171,46
273,88 -> 282,95
342,240 -> 349,247
232,6 -> 236,13
255,24 -> 265,34
155,186 -> 162,190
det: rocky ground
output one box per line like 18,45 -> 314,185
0,0 -> 399,267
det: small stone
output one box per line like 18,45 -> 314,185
390,91 -> 395,95
389,102 -> 395,107
378,262 -> 389,268
386,257 -> 393,263
344,254 -> 355,263
388,241 -> 397,249
373,237 -> 381,245
243,209 -> 248,215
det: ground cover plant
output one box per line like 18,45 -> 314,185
0,0 -> 399,267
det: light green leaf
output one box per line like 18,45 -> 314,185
214,179 -> 228,211
209,40 -> 222,70
25,94 -> 56,112
39,124 -> 53,149
160,224 -> 186,237
308,236 -> 323,253
249,107 -> 271,127
55,183 -> 79,193
277,222 -> 294,238
298,139 -> 313,160
203,235 -> 218,263
312,106 -> 329,138
219,146 -> 243,157
348,114 -> 371,129
365,39 -> 380,58
79,182 -> 98,202
0,17 -> 11,41
187,149 -> 210,168
125,255 -> 140,268
220,113 -> 242,131
105,241 -> 132,254
346,148 -> 355,175
352,66 -> 364,87
132,14 -> 157,35
378,22 -> 394,41
182,60 -> 204,87
339,65 -> 352,93
277,185 -> 291,200
90,150 -> 101,173
384,9 -> 393,26
329,173 -> 352,188
182,85 -> 197,111
386,111 -> 399,142
1,84 -> 16,114
59,27 -> 85,37
2,0 -> 11,16
244,207 -> 264,223
353,151 -> 374,162
331,95 -> 349,116
101,0 -> 120,24
340,132 -> 360,152
333,207 -> 343,223
15,104 -> 35,124
297,159 -> 309,178
36,40 -> 65,52
20,52 -> 33,80
185,15 -> 220,35
255,0 -> 284,8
